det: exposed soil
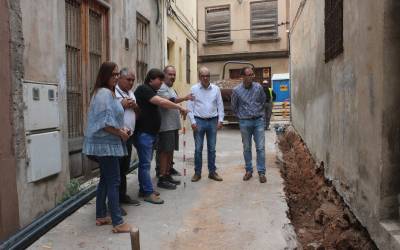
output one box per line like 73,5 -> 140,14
277,127 -> 378,250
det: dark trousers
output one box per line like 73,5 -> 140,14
96,156 -> 123,226
119,135 -> 134,200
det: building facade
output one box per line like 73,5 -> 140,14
0,0 -> 166,241
290,0 -> 400,249
164,0 -> 198,96
197,0 -> 289,84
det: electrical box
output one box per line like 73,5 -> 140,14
26,131 -> 62,182
23,82 -> 60,131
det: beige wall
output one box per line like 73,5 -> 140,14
166,0 -> 198,96
290,0 -> 400,249
197,0 -> 289,81
198,0 -> 289,57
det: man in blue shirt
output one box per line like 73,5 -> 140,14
231,67 -> 267,183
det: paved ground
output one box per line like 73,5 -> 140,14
29,126 -> 297,250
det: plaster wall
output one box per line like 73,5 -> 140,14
18,0 -> 70,227
0,0 -> 20,240
289,0 -> 400,248
110,0 -> 164,78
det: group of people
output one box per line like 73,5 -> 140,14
82,61 -> 271,233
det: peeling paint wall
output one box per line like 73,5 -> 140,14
290,0 -> 400,248
0,0 -> 20,240
17,0 -> 69,227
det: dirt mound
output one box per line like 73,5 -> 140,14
278,127 -> 377,250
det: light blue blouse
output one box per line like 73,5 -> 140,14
82,88 -> 127,157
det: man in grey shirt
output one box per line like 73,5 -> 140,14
157,65 -> 193,189
231,67 -> 267,183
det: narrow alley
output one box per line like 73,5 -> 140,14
29,127 -> 297,250
1,0 -> 400,249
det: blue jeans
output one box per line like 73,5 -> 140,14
193,117 -> 217,175
239,117 -> 266,174
96,156 -> 123,226
134,132 -> 156,195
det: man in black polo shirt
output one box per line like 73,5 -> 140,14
134,68 -> 187,204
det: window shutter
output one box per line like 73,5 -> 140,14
251,1 -> 278,40
205,6 -> 230,43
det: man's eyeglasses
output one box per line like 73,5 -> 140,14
200,75 -> 210,78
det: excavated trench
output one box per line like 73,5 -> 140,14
277,127 -> 377,250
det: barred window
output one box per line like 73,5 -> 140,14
65,0 -> 108,139
205,6 -> 230,43
65,0 -> 83,139
325,0 -> 343,62
89,9 -> 102,95
137,14 -> 149,84
250,0 -> 278,40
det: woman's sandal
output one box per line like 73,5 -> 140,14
95,217 -> 112,226
112,223 -> 132,233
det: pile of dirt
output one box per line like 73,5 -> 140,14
278,127 -> 377,250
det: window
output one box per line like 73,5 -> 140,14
65,0 -> 83,139
65,0 -> 108,178
89,9 -> 102,94
325,0 -> 343,62
250,0 -> 278,40
136,14 -> 149,84
65,0 -> 108,139
205,5 -> 230,43
186,39 -> 191,84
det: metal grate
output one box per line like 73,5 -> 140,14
136,14 -> 149,84
89,9 -> 102,94
65,0 -> 83,138
186,39 -> 191,84
325,0 -> 343,62
250,0 -> 278,40
205,6 -> 230,43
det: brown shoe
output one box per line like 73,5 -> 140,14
95,216 -> 112,226
259,174 -> 267,183
112,223 -> 132,233
144,193 -> 164,204
191,174 -> 201,182
138,191 -> 160,198
243,171 -> 253,181
208,172 -> 223,181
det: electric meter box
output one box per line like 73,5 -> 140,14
23,82 -> 60,131
26,131 -> 62,182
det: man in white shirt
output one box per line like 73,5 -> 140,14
187,67 -> 224,182
116,68 -> 140,207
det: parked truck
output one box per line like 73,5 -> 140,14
215,61 -> 272,124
